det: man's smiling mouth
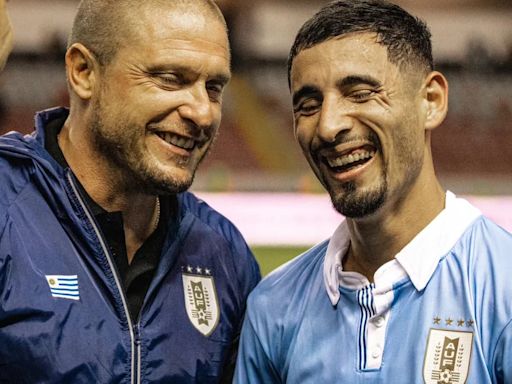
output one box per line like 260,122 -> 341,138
324,146 -> 376,173
156,132 -> 195,150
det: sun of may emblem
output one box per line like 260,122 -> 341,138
423,329 -> 473,384
182,266 -> 219,336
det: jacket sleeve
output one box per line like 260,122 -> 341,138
221,231 -> 261,383
0,212 -> 12,297
228,223 -> 261,301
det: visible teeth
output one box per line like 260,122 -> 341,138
327,150 -> 375,168
158,133 -> 195,150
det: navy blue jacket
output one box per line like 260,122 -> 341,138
0,108 -> 261,383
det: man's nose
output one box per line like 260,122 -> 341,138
178,84 -> 216,129
317,95 -> 354,143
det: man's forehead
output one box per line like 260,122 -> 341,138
126,6 -> 228,49
115,8 -> 231,79
291,33 -> 390,85
294,32 -> 385,64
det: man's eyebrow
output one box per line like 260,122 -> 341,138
146,65 -> 231,85
337,75 -> 381,89
209,73 -> 231,87
292,85 -> 319,107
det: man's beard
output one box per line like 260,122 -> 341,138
327,138 -> 422,219
320,131 -> 387,218
89,103 -> 195,195
330,176 -> 387,218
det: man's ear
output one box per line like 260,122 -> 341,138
423,71 -> 448,131
65,43 -> 98,100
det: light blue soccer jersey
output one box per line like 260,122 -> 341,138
235,192 -> 512,383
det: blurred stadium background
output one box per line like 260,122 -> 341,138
1,0 -> 511,275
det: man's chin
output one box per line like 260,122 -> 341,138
127,167 -> 193,195
145,177 -> 191,195
153,172 -> 195,195
329,184 -> 386,219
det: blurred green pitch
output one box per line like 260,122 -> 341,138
252,246 -> 310,276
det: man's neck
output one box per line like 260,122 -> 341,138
122,196 -> 161,264
343,179 -> 445,282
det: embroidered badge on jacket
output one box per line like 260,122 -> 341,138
423,329 -> 473,384
45,275 -> 80,301
182,266 -> 219,336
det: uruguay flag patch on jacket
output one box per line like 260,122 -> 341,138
45,275 -> 80,301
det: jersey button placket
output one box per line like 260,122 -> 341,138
371,345 -> 382,359
374,316 -> 385,328
365,288 -> 392,370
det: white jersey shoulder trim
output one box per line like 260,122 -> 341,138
395,191 -> 481,291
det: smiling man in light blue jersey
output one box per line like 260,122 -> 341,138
234,1 -> 512,383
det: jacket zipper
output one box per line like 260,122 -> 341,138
67,172 -> 138,384
134,323 -> 142,384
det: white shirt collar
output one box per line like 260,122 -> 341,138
323,191 -> 482,306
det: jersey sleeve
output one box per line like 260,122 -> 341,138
234,295 -> 281,384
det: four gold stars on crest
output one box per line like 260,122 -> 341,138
433,316 -> 474,327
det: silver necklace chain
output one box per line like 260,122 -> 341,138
152,197 -> 160,233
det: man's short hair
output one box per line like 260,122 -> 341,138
287,0 -> 433,86
68,0 -> 226,66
